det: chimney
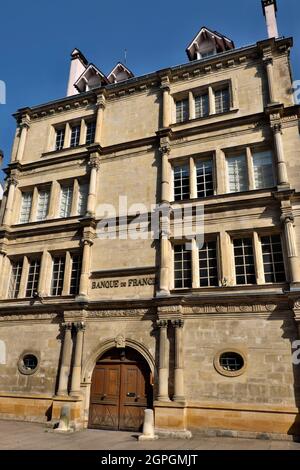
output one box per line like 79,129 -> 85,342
66,49 -> 88,97
262,0 -> 279,39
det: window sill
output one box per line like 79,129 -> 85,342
171,283 -> 287,294
171,187 -> 277,205
172,108 -> 239,127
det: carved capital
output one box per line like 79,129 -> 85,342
280,213 -> 294,225
263,57 -> 273,67
74,321 -> 86,332
89,154 -> 101,171
159,144 -> 171,156
157,319 -> 168,329
81,237 -> 94,248
171,319 -> 184,328
96,94 -> 106,109
62,322 -> 72,331
272,122 -> 282,134
7,176 -> 19,187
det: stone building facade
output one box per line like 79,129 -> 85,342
0,1 -> 300,438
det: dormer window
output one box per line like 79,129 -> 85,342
186,26 -> 234,61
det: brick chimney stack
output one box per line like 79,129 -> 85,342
262,0 -> 279,39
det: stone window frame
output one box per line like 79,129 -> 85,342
18,350 -> 40,376
224,144 -> 276,195
213,348 -> 247,377
171,78 -> 236,124
170,152 -> 217,202
48,249 -> 82,297
51,114 -> 96,152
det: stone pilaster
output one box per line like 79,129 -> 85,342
171,319 -> 185,402
70,322 -> 85,397
272,123 -> 289,187
86,153 -> 101,217
161,80 -> 171,129
2,176 -> 19,226
281,213 -> 300,284
263,57 -> 276,104
15,113 -> 30,162
76,233 -> 94,301
94,94 -> 106,144
157,320 -> 170,402
57,322 -> 73,396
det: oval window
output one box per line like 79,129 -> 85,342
214,349 -> 247,377
18,353 -> 39,375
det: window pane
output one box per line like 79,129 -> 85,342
36,190 -> 50,221
195,94 -> 209,118
19,192 -> 33,224
86,121 -> 96,145
176,99 -> 189,123
261,235 -> 286,283
77,183 -> 89,216
8,260 -> 23,299
26,259 -> 41,297
199,241 -> 218,287
227,155 -> 248,193
174,165 -> 190,201
174,245 -> 192,288
233,238 -> 256,285
55,129 -> 65,151
196,159 -> 214,198
70,125 -> 81,148
70,254 -> 81,295
215,88 -> 230,114
253,150 -> 274,189
60,185 -> 73,218
51,256 -> 65,296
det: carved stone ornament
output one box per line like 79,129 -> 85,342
115,334 -> 126,349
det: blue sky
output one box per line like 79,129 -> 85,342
0,0 -> 299,180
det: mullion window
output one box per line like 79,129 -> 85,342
174,245 -> 192,289
55,129 -> 65,151
176,99 -> 189,123
19,192 -> 33,224
60,184 -> 73,218
37,189 -> 50,221
77,183 -> 89,216
227,154 -> 248,193
70,125 -> 81,148
86,121 -> 96,145
51,256 -> 66,296
199,241 -> 218,287
215,88 -> 230,114
174,165 -> 190,201
253,150 -> 274,189
196,159 -> 214,198
26,259 -> 41,297
69,254 -> 81,295
233,238 -> 256,285
195,94 -> 209,118
261,235 -> 286,283
9,260 -> 23,299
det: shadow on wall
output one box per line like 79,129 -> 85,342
268,309 -> 300,441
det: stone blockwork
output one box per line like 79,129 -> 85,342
0,23 -> 300,439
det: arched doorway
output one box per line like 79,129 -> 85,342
88,347 -> 153,431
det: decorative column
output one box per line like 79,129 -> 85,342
172,319 -> 185,402
2,176 -> 19,226
281,214 -> 300,284
158,144 -> 171,297
157,320 -> 170,401
208,86 -> 215,115
263,57 -> 276,104
94,94 -> 106,144
57,323 -> 73,396
161,82 -> 171,128
77,237 -> 93,301
38,250 -> 50,296
273,123 -> 288,187
189,157 -> 197,199
191,238 -> 200,288
15,113 -> 30,162
188,91 -> 195,121
86,154 -> 100,217
70,322 -> 85,397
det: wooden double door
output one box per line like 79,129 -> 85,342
88,347 -> 152,431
